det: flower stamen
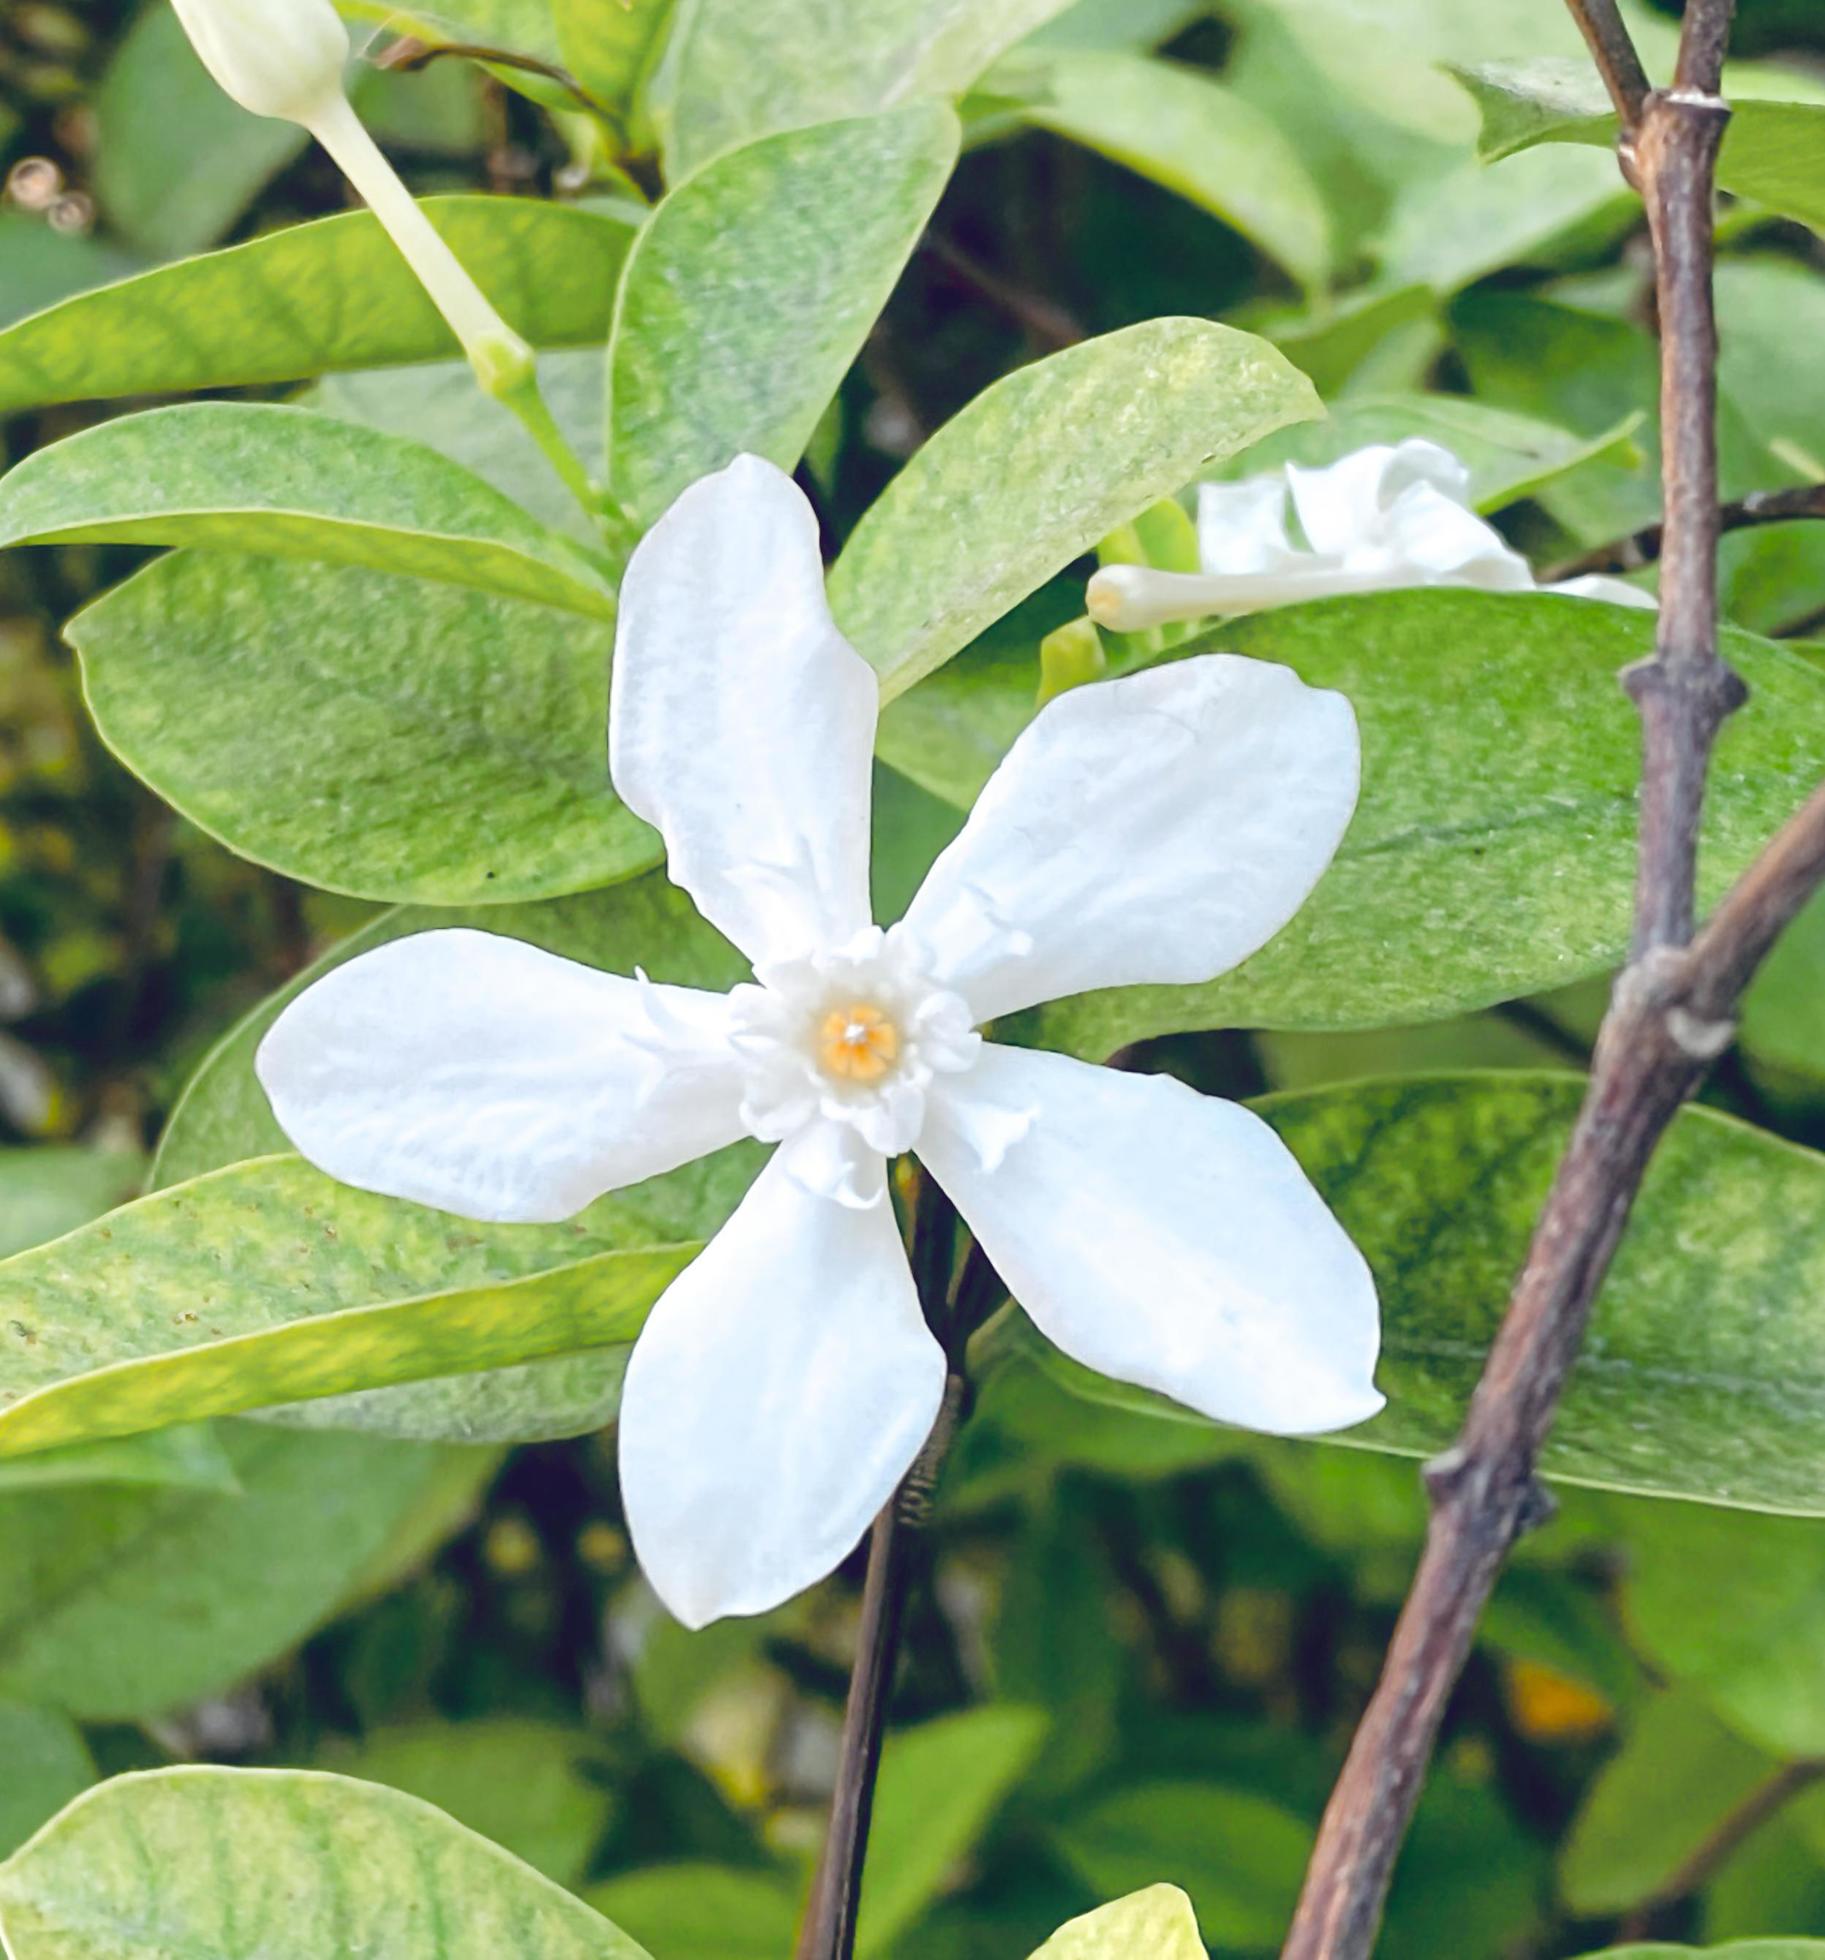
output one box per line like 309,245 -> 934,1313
819,1001 -> 900,1083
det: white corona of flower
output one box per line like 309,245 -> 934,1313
256,455 -> 1384,1629
1085,439 -> 1658,632
167,0 -> 531,393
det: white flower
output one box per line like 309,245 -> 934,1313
168,0 -> 532,395
1085,438 -> 1657,631
256,455 -> 1383,1628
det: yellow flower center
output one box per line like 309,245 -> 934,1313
818,1001 -> 900,1083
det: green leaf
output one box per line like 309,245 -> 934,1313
830,319 -> 1321,700
659,0 -> 1070,177
0,1149 -> 142,1262
1015,596 -> 1825,1053
859,1707 -> 1050,1956
1051,1783 -> 1312,1949
154,874 -> 748,1186
315,1721 -> 614,1886
1454,59 -> 1825,235
68,553 -> 651,906
1213,392 -> 1644,514
0,405 -> 615,618
0,200 -> 633,415
0,1705 -> 93,1861
1573,1946 -> 1825,1957
1023,1073 -> 1825,1514
0,1155 -> 701,1459
1027,1886 -> 1206,1960
607,105 -> 958,525
0,216 -> 142,333
92,5 -> 306,259
0,1425 -> 493,1719
0,1425 -> 240,1497
554,0 -> 672,120
583,1865 -> 801,1960
1742,890 -> 1825,1084
1560,1694 -> 1777,1917
998,51 -> 1331,289
0,1767 -> 652,1956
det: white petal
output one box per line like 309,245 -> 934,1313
921,1044 -> 1382,1434
256,929 -> 746,1223
901,654 -> 1360,1023
1195,474 -> 1300,575
609,454 -> 878,965
619,1147 -> 946,1626
1549,573 -> 1660,610
1285,440 -> 1468,558
1371,480 -> 1534,588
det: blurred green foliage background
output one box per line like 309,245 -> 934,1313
6,3 -> 1825,1955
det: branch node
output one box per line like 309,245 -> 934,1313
1621,654 -> 1748,722
1421,1446 -> 1469,1505
1666,1003 -> 1737,1059
1514,1477 -> 1559,1538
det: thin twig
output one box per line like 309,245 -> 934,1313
1545,485 -> 1825,580
794,1178 -> 970,1960
920,233 -> 1085,351
1280,8 -> 1782,1955
1616,1757 -> 1825,1940
1563,0 -> 1655,128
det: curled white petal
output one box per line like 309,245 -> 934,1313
610,455 -> 878,966
902,654 -> 1359,1023
619,1148 -> 945,1626
1548,573 -> 1659,609
921,1044 -> 1382,1435
256,929 -> 746,1223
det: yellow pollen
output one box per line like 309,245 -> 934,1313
819,1001 -> 900,1083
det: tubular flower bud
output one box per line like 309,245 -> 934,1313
169,0 -> 348,126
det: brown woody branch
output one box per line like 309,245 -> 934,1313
1275,5 -> 1825,1954
1545,485 -> 1825,581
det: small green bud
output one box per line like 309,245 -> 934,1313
468,326 -> 539,402
1037,617 -> 1108,707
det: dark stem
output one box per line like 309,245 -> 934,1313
1544,485 -> 1825,581
794,1177 -> 971,1960
1279,7 -> 1770,1956
1615,1758 -> 1825,1940
1563,0 -> 1654,125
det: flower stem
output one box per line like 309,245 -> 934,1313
795,1178 -> 970,1960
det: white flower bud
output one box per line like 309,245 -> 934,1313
169,0 -> 349,126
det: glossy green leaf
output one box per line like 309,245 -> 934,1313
1018,1073 -> 1825,1513
0,1425 -> 240,1497
69,553 -> 651,906
0,405 -> 614,618
1560,1694 -> 1776,1917
830,319 -> 1321,700
1028,1887 -> 1206,1960
0,1424 -> 492,1719
659,0 -> 1070,177
1015,597 -> 1825,1053
0,1149 -> 142,1262
1214,392 -> 1644,514
0,1768 -> 652,1956
316,1721 -> 613,1886
860,1706 -> 1050,1956
1051,1783 -> 1312,1949
0,1155 -> 702,1458
154,875 -> 747,1186
0,200 -> 633,415
583,1866 -> 800,1960
1000,51 -> 1330,289
0,1706 -> 93,1862
1454,59 -> 1825,235
607,105 -> 958,524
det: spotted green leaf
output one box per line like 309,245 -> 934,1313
607,105 -> 958,524
67,553 -> 651,906
659,0 -> 1069,176
0,1768 -> 652,1956
831,318 -> 1321,700
0,200 -> 633,415
0,405 -> 614,618
1016,1073 -> 1825,1513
